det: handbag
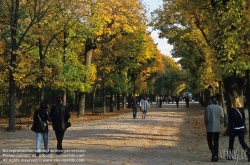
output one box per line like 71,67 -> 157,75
66,120 -> 71,128
31,112 -> 46,132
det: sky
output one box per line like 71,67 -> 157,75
142,0 -> 174,59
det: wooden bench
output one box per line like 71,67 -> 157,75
15,114 -> 33,129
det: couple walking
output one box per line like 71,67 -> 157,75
204,96 -> 250,162
131,95 -> 151,119
31,96 -> 71,156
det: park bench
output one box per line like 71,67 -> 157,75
15,114 -> 33,129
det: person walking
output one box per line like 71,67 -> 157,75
155,95 -> 159,108
31,100 -> 50,156
204,96 -> 224,162
49,96 -> 71,155
175,96 -> 180,108
140,95 -> 151,119
159,97 -> 163,108
131,95 -> 137,119
185,95 -> 189,108
227,97 -> 250,161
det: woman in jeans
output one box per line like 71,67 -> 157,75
228,97 -> 250,161
31,100 -> 50,156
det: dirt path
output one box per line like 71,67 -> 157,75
0,102 -> 249,165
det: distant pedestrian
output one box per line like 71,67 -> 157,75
159,97 -> 163,108
131,96 -> 137,119
31,100 -> 50,156
168,96 -> 171,104
156,95 -> 159,108
204,96 -> 224,162
175,96 -> 180,108
185,95 -> 189,108
49,96 -> 70,155
140,96 -> 151,119
227,97 -> 250,162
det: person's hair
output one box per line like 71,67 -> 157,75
40,100 -> 48,109
231,97 -> 242,108
210,96 -> 217,104
56,96 -> 63,103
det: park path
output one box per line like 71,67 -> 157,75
0,101 -> 249,165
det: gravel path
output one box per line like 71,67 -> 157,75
0,101 -> 250,165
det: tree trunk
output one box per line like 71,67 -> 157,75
9,77 -> 16,132
110,92 -> 114,112
117,93 -> 120,110
122,93 -> 126,110
40,87 -> 45,102
92,90 -> 96,115
78,93 -> 85,117
102,83 -> 106,114
78,38 -> 96,117
8,0 -> 20,132
219,81 -> 227,127
63,89 -> 67,106
52,89 -> 56,104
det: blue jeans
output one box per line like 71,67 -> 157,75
36,132 -> 49,153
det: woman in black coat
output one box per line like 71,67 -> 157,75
31,100 -> 50,156
228,97 -> 250,161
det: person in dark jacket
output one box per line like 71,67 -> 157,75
175,96 -> 180,108
31,100 -> 50,156
204,96 -> 224,162
131,96 -> 137,119
228,97 -> 250,161
49,96 -> 70,154
185,95 -> 189,108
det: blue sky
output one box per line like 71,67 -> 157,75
143,0 -> 174,58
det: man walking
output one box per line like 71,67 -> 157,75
204,96 -> 224,162
175,96 -> 180,108
131,95 -> 137,119
50,96 -> 71,154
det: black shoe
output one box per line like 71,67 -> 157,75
56,152 -> 61,155
247,152 -> 250,162
45,150 -> 50,155
211,156 -> 218,162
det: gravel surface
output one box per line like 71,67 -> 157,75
0,101 -> 250,165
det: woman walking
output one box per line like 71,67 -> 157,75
228,97 -> 250,161
140,95 -> 151,119
31,100 -> 50,156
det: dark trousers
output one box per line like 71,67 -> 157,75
55,130 -> 65,151
176,102 -> 179,107
207,132 -> 220,157
132,106 -> 137,118
186,101 -> 189,108
229,129 -> 250,153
